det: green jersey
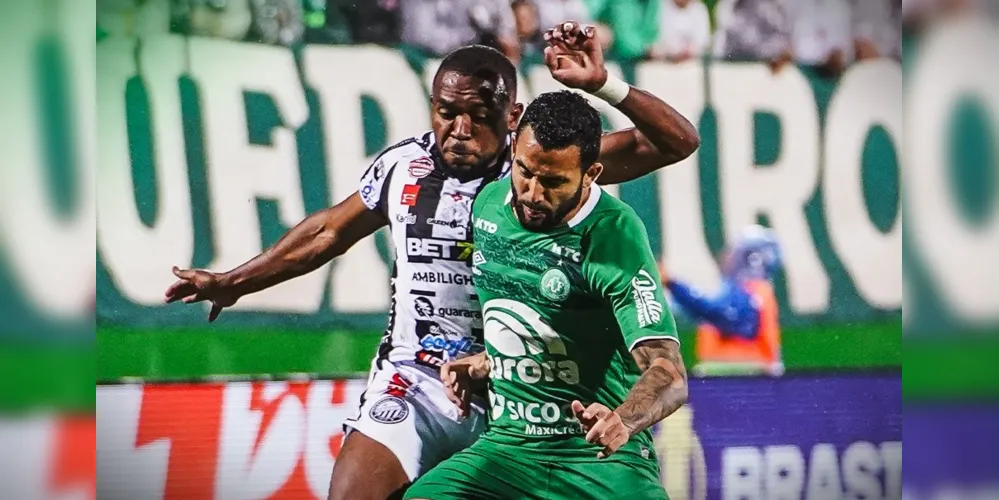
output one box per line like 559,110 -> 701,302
470,178 -> 678,459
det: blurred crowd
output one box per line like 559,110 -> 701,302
98,0 -> 987,77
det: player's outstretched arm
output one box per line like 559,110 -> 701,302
615,338 -> 689,435
543,21 -> 700,185
164,193 -> 386,321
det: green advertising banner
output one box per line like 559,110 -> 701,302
96,38 -> 904,334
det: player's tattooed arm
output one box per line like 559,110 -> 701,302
615,338 -> 688,436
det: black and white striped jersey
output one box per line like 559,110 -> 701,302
359,131 -> 511,375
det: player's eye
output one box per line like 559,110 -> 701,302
437,108 -> 455,119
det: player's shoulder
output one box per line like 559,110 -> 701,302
473,176 -> 512,211
371,130 -> 435,171
578,186 -> 646,236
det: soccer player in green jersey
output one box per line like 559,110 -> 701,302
404,89 -> 689,500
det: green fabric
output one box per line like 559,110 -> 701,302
469,179 -> 674,458
585,0 -> 661,60
405,436 -> 666,500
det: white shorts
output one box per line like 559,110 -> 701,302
342,361 -> 487,481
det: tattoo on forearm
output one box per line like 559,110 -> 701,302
616,339 -> 688,436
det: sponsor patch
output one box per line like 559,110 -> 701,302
395,212 -> 417,225
631,269 -> 664,327
408,157 -> 433,178
539,268 -> 570,302
414,296 -> 434,317
401,184 -> 421,206
369,396 -> 409,424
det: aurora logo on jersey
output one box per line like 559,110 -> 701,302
482,299 -> 580,385
632,270 -> 664,328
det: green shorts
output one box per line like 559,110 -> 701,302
404,437 -> 667,500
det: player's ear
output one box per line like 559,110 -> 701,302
583,162 -> 603,188
507,102 -> 524,130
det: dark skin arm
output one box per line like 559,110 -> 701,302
164,192 -> 386,321
543,21 -> 701,185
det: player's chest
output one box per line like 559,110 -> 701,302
387,173 -> 486,263
471,211 -> 594,305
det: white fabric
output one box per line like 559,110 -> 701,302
785,0 -> 854,65
343,361 -> 487,480
655,0 -> 713,58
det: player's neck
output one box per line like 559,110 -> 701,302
556,185 -> 592,227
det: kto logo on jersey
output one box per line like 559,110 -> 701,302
632,269 -> 664,327
474,218 -> 498,234
549,242 -> 581,263
406,238 -> 474,263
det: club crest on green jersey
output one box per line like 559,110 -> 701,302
539,268 -> 571,301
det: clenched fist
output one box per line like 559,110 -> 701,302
571,400 -> 634,459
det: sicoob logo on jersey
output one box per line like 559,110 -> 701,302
369,396 -> 409,424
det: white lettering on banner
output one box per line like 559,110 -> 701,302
0,0 -> 94,317
654,406 -> 707,500
216,382 -> 304,499
710,63 -> 830,314
723,447 -> 764,500
805,444 -> 843,500
99,35 -> 195,306
96,386 -> 169,500
188,38 -> 320,314
638,61 -> 721,292
907,18 -> 999,322
881,441 -> 903,500
722,441 -> 903,500
824,61 -> 903,310
764,446 -> 805,500
304,46 -> 425,313
632,269 -> 664,327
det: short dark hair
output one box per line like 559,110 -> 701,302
517,90 -> 602,169
433,45 -> 517,105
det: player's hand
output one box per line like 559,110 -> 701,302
543,21 -> 608,93
163,266 -> 239,322
571,400 -> 633,459
441,352 -> 490,418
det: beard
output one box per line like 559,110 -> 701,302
512,181 -> 585,232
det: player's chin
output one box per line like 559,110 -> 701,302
443,151 -> 479,170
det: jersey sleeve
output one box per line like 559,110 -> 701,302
358,155 -> 395,216
583,210 -> 678,351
